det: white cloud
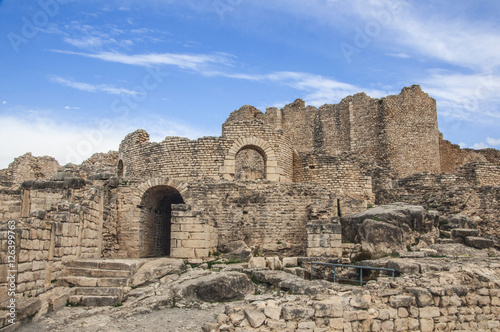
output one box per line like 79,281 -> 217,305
486,137 -> 500,147
265,71 -> 389,105
2,101 -> 6,105
471,142 -> 489,150
64,106 -> 80,110
53,50 -> 391,105
52,50 -> 234,72
458,142 -> 467,149
49,75 -> 143,96
421,71 -> 500,121
0,114 -> 214,169
387,52 -> 410,59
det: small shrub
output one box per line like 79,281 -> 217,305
113,302 -> 123,308
371,216 -> 381,221
406,244 -> 412,252
352,250 -> 372,262
250,275 -> 262,285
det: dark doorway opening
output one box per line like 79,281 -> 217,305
139,185 -> 184,257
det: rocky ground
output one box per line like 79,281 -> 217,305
21,303 -> 225,332
16,243 -> 500,332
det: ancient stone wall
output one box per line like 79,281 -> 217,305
381,86 -> 441,177
0,153 -> 60,184
217,259 -> 500,332
185,181 -> 340,257
295,152 -> 374,203
113,178 -> 366,259
376,162 -> 500,246
118,130 -> 226,180
274,86 -> 441,178
0,181 -> 104,301
119,114 -> 295,183
439,135 -> 487,173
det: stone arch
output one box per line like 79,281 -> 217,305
220,136 -> 280,181
136,177 -> 189,200
235,145 -> 266,180
135,178 -> 189,258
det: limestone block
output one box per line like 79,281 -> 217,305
297,321 -> 316,329
419,318 -> 434,332
313,297 -> 343,318
243,309 -> 266,328
170,248 -> 195,259
195,249 -> 210,258
266,319 -> 287,330
181,239 -> 207,248
264,306 -> 281,321
282,257 -> 298,268
419,307 -> 440,319
282,305 -> 314,320
329,318 -> 343,330
265,257 -> 282,270
248,257 -> 266,269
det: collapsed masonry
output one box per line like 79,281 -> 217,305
1,85 -> 499,302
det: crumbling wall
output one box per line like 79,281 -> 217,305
376,162 -> 500,246
380,85 -> 441,177
118,130 -> 227,180
439,134 -> 500,173
119,115 -> 295,183
185,181 -> 342,257
114,179 -> 365,258
295,152 -> 374,203
0,180 -> 104,300
1,153 -> 60,184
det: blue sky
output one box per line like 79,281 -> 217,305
1,0 -> 499,168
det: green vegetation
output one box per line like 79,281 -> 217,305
351,250 -> 373,262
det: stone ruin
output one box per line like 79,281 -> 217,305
1,85 -> 500,330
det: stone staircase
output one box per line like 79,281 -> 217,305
60,259 -> 145,306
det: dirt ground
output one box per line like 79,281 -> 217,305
19,303 -> 225,332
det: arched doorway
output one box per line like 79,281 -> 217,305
139,185 -> 184,257
235,147 -> 266,180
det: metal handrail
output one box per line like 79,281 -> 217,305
310,262 -> 395,286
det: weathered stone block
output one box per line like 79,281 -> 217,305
243,309 -> 266,328
282,305 -> 315,320
313,297 -> 343,318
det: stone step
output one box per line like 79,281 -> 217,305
465,236 -> 494,249
65,267 -> 132,278
61,276 -> 130,287
72,287 -> 123,296
68,295 -> 122,307
66,259 -> 141,272
451,228 -> 479,240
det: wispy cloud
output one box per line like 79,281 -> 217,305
52,50 -> 234,72
55,49 -> 390,105
49,75 -> 143,96
64,106 -> 80,110
421,71 -> 500,121
205,70 -> 389,105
